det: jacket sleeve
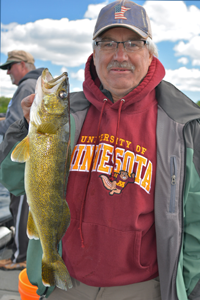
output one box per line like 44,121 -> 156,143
0,118 -> 28,196
182,120 -> 200,300
0,81 -> 35,136
26,239 -> 62,297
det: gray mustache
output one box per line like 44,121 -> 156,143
107,61 -> 135,72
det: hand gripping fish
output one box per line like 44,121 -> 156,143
11,69 -> 72,291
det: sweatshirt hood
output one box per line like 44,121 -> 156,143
83,54 -> 165,111
18,68 -> 45,85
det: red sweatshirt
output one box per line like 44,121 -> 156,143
62,55 -> 165,287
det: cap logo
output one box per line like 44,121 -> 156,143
115,4 -> 130,20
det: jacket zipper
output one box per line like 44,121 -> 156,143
174,122 -> 194,298
173,125 -> 187,298
170,156 -> 177,213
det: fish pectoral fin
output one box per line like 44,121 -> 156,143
11,136 -> 30,162
37,122 -> 59,134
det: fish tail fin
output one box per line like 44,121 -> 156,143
42,254 -> 73,291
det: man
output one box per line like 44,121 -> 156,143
0,1 -> 200,299
0,50 -> 43,138
0,50 -> 44,270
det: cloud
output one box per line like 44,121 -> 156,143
0,70 -> 17,97
1,17 -> 96,68
164,67 -> 200,92
71,69 -> 84,81
143,1 -> 200,43
1,2 -> 108,70
61,67 -> 68,73
0,1 -> 107,97
72,87 -> 82,92
178,57 -> 189,65
143,1 -> 200,71
1,22 -> 18,31
174,36 -> 200,66
84,1 -> 108,19
2,1 -> 200,68
192,60 -> 200,67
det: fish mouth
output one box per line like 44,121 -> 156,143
42,69 -> 68,94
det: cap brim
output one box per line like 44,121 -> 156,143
0,60 -> 17,70
93,24 -> 149,40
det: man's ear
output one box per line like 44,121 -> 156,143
93,49 -> 96,67
148,52 -> 153,66
20,61 -> 26,69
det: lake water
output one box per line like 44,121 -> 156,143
0,182 -> 11,224
0,126 -> 11,223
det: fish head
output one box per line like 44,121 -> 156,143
30,69 -> 69,130
42,69 -> 69,116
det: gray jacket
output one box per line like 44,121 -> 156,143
0,68 -> 44,136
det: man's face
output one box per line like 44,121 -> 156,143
93,27 -> 153,102
7,62 -> 24,85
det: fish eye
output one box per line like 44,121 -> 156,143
59,90 -> 68,99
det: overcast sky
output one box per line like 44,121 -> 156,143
1,0 -> 200,102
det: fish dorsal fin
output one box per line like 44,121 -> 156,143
11,136 -> 30,162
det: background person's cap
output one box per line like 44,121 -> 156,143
93,0 -> 152,40
0,50 -> 35,70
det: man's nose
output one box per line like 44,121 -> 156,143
113,43 -> 128,61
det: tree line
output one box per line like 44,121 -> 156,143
0,97 -> 11,114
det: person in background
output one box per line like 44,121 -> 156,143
0,50 -> 44,270
1,1 -> 200,299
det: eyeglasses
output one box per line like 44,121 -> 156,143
7,62 -> 19,71
94,40 -> 149,52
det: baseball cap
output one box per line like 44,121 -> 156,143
93,0 -> 152,40
0,50 -> 35,70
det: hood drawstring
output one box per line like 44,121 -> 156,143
110,99 -> 125,180
79,98 -> 107,248
79,98 -> 125,248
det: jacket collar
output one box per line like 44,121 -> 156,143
156,80 -> 200,124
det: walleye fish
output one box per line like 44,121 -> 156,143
11,69 -> 72,290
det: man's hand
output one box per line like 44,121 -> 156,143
21,94 -> 35,123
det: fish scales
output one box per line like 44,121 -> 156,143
11,69 -> 72,291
